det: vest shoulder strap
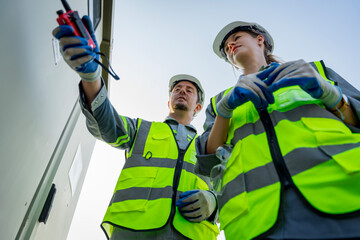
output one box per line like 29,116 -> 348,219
310,60 -> 336,85
127,118 -> 151,158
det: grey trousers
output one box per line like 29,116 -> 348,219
267,187 -> 360,239
110,223 -> 190,240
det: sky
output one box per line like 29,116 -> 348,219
67,1 -> 360,239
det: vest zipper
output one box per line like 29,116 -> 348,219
258,108 -> 292,184
172,149 -> 185,205
168,129 -> 195,239
255,108 -> 293,239
165,122 -> 195,236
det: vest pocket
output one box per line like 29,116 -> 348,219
111,167 -> 158,212
320,146 -> 360,174
143,132 -> 176,158
301,117 -> 360,174
301,117 -> 351,135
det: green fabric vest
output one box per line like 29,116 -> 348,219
101,119 -> 219,239
211,61 -> 360,240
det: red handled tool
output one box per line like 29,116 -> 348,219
55,0 -> 120,80
56,0 -> 96,49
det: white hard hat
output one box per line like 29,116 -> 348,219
169,74 -> 205,107
213,21 -> 274,62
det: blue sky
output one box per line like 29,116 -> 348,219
67,1 -> 360,239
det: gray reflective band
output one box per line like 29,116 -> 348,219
219,162 -> 279,210
110,186 -> 173,205
124,155 -> 177,169
132,120 -> 152,155
219,142 -> 360,210
285,143 -> 360,176
124,154 -> 195,173
285,147 -> 330,176
230,121 -> 265,146
218,174 -> 245,210
184,160 -> 196,173
231,104 -> 339,146
321,142 -> 360,156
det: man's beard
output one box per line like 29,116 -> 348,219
174,103 -> 188,111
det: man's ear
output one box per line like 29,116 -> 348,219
194,103 -> 202,115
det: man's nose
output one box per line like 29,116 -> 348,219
179,88 -> 186,94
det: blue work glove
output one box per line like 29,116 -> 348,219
176,190 -> 217,222
264,59 -> 342,108
52,15 -> 101,82
216,62 -> 280,118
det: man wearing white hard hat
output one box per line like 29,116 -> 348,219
79,73 -> 219,239
195,21 -> 360,240
53,14 -> 219,238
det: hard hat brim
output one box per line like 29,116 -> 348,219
169,74 -> 205,107
213,21 -> 274,62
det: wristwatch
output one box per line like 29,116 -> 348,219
329,94 -> 350,120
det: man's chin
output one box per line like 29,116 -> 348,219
174,103 -> 188,111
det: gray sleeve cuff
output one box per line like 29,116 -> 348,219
78,78 -> 108,112
90,84 -> 108,112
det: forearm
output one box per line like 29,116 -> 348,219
206,115 -> 229,154
79,79 -> 137,149
81,77 -> 102,110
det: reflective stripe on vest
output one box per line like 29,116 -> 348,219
213,61 -> 360,240
101,119 -> 219,240
109,116 -> 130,147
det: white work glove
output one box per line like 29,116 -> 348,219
216,63 -> 280,118
52,15 -> 101,82
176,190 -> 217,222
264,59 -> 342,108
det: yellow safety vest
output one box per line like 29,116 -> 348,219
101,119 -> 219,239
212,61 -> 360,240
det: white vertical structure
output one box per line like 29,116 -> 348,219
0,0 -> 114,239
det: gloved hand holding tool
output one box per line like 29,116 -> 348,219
53,0 -> 118,81
264,59 -> 342,108
53,15 -> 101,82
176,190 -> 217,222
216,62 -> 280,118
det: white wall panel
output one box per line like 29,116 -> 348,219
0,0 -> 99,239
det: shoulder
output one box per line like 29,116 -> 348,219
211,87 -> 233,103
